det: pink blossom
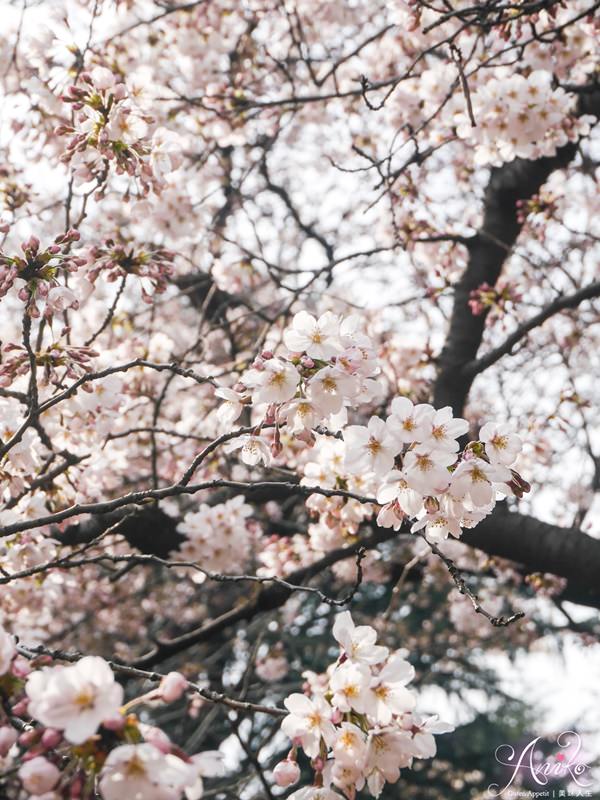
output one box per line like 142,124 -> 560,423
159,672 -> 188,703
273,758 -> 301,787
19,756 -> 61,795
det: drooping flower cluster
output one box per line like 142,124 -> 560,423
372,406 -> 527,542
0,340 -> 98,388
276,611 -> 453,798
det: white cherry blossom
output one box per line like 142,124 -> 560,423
450,457 -> 511,507
308,367 -> 359,415
223,434 -> 271,466
332,611 -> 388,665
214,387 -> 244,427
26,656 -> 124,744
366,729 -> 414,797
329,661 -> 371,713
99,743 -> 195,800
419,406 -> 469,452
480,422 -> 522,465
332,722 -> 368,766
344,417 -> 400,477
366,653 -> 416,725
281,693 -> 336,758
249,360 -> 300,405
376,470 -> 424,517
411,511 -> 463,542
387,398 -> 433,443
283,311 -> 340,360
403,448 -> 455,495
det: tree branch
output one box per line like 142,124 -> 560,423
433,88 -> 600,414
464,280 -> 600,378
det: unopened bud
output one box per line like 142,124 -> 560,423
273,759 -> 300,787
159,671 -> 188,703
0,727 -> 18,756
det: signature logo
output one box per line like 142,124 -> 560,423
488,730 -> 592,797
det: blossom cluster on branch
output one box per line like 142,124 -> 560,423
0,626 -> 223,799
276,612 -> 453,799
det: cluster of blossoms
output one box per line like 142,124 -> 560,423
0,624 -> 224,799
454,70 -> 595,166
211,311 -> 528,579
57,66 -> 182,194
0,340 -> 98,388
274,612 -> 453,798
468,281 -> 521,318
516,192 -> 559,226
86,237 -> 175,303
258,438 -> 383,580
371,403 -> 527,542
0,230 -> 83,318
175,496 -> 255,580
218,310 -> 381,465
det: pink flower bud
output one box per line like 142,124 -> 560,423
11,656 -> 31,677
159,671 -> 188,703
12,698 -> 29,716
113,83 -> 128,100
41,728 -> 62,749
0,726 -> 18,756
139,723 -> 172,753
261,350 -> 274,360
18,729 -> 39,747
272,759 -> 300,787
70,772 -> 84,798
19,755 -> 60,794
102,715 -> 126,732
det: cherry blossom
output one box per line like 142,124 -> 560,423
18,756 -> 61,795
366,654 -> 416,725
248,359 -> 300,405
281,693 -> 337,758
450,457 -> 512,507
329,661 -> 371,713
480,422 -> 523,466
26,656 -> 124,744
283,311 -> 340,360
281,612 -> 453,796
99,743 -> 195,800
0,626 -> 16,675
332,611 -> 389,665
223,434 -> 271,466
344,417 -> 400,477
